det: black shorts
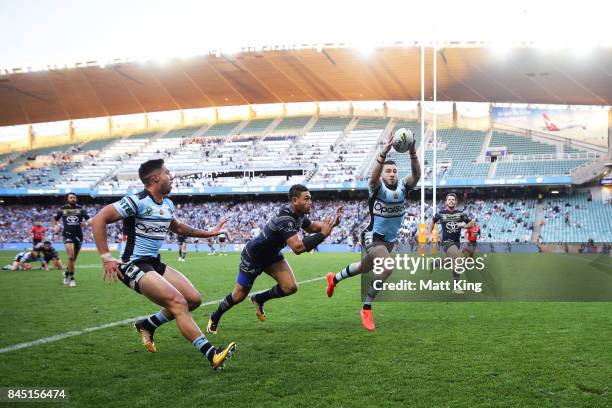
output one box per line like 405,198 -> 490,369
441,240 -> 461,253
33,238 -> 43,246
236,249 -> 284,288
218,237 -> 226,243
177,237 -> 187,244
63,232 -> 83,257
119,256 -> 167,294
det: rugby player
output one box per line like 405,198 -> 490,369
3,249 -> 42,271
427,193 -> 475,294
53,193 -> 89,287
177,233 -> 188,262
206,184 -> 342,334
91,159 -> 237,370
218,231 -> 228,256
207,234 -> 216,256
38,241 -> 63,271
325,133 -> 421,332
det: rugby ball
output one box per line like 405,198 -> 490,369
392,128 -> 415,153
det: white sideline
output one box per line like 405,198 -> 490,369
0,276 -> 327,354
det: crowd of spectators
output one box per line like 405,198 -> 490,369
0,196 -> 549,246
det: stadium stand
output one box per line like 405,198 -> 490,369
202,121 -> 242,137
0,115 -> 604,190
495,159 -> 589,177
237,118 -> 274,136
490,131 -> 556,155
268,116 -> 311,135
539,193 -> 612,243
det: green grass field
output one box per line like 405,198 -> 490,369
1,250 -> 611,407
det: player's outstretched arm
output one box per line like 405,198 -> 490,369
402,144 -> 421,189
369,134 -> 394,191
287,217 -> 336,255
91,205 -> 124,284
169,218 -> 227,239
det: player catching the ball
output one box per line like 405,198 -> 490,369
326,129 -> 421,332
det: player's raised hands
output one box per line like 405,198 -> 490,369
382,133 -> 394,156
320,217 -> 335,237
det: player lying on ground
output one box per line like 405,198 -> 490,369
427,193 -> 475,294
326,133 -> 421,332
207,184 -> 343,334
91,159 -> 237,371
4,249 -> 42,270
3,249 -> 43,270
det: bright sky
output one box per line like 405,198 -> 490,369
0,0 -> 610,69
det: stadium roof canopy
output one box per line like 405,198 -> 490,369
1,46 -> 610,126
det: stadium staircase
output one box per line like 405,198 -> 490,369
356,118 -> 395,179
487,161 -> 497,178
479,129 -> 493,158
571,156 -> 611,185
92,130 -> 168,189
301,116 -> 317,134
304,117 -> 356,182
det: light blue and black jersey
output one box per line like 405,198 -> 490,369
113,190 -> 175,263
365,182 -> 409,243
14,251 -> 42,263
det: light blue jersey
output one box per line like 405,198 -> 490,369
365,181 -> 408,243
113,190 -> 175,262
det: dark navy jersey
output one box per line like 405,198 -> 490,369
55,204 -> 89,236
36,244 -> 59,260
433,209 -> 471,243
244,206 -> 311,262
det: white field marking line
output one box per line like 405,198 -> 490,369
0,276 -> 327,354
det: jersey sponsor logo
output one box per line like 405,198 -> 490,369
135,220 -> 170,239
446,221 -> 459,233
373,200 -> 405,217
66,215 -> 80,224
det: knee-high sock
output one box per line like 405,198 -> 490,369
334,263 -> 359,284
253,284 -> 288,305
211,294 -> 236,322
